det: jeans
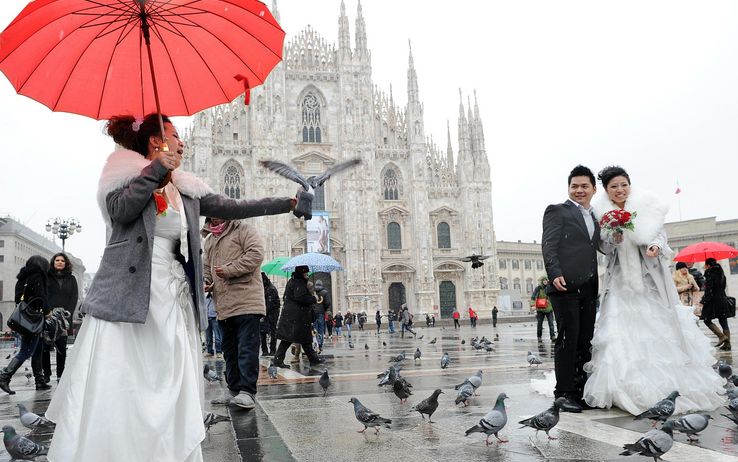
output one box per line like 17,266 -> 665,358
206,317 -> 223,354
218,314 -> 261,396
536,311 -> 556,338
345,324 -> 352,337
313,316 -> 326,348
12,333 -> 43,383
335,326 -> 342,336
388,321 -> 395,333
42,335 -> 68,379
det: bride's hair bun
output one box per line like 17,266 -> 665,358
105,113 -> 171,156
598,166 -> 630,188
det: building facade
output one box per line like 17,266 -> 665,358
182,1 -> 498,318
0,216 -> 85,323
496,240 -> 545,312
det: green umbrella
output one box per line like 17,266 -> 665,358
261,257 -> 292,278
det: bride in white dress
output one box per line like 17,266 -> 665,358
581,166 -> 723,415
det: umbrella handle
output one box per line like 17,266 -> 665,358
138,2 -> 169,156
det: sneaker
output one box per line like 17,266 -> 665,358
232,392 -> 255,410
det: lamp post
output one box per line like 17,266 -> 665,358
46,217 -> 82,251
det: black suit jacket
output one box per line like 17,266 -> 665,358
542,201 -> 601,295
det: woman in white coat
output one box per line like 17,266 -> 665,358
582,166 -> 723,415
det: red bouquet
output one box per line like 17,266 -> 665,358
599,209 -> 636,233
153,191 -> 168,216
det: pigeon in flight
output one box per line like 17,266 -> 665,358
17,404 -> 55,433
319,370 -> 331,397
465,393 -> 509,445
634,391 -> 679,425
518,398 -> 564,440
259,159 -> 362,193
457,253 -> 491,269
672,413 -> 712,442
1,425 -> 47,460
412,389 -> 444,423
620,421 -> 674,461
349,397 -> 392,435
204,364 -> 222,384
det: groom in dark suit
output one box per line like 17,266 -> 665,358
542,165 -> 600,413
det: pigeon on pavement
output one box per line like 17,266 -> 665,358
527,351 -> 542,367
440,352 -> 450,369
429,337 -> 437,345
455,370 -> 483,394
349,397 -> 392,434
17,404 -> 54,432
365,344 -> 370,351
393,377 -> 413,404
672,413 -> 712,442
518,397 -> 564,440
620,421 -> 674,461
461,339 -> 466,345
418,335 -> 424,340
382,341 -> 387,347
349,341 -> 355,349
465,393 -> 509,445
455,380 -> 474,406
1,425 -> 47,460
414,348 -> 422,361
319,370 -> 331,397
634,391 -> 680,425
389,352 -> 406,363
267,362 -> 278,379
718,361 -> 733,380
203,412 -> 231,432
203,364 -> 222,383
412,389 -> 444,423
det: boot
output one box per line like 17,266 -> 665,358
0,358 -> 23,395
708,324 -> 728,347
721,329 -> 732,351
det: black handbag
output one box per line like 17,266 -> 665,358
727,296 -> 736,319
7,284 -> 45,336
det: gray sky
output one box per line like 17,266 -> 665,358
1,0 -> 737,273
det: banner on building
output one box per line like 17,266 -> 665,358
307,212 -> 330,254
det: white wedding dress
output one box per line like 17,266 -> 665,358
46,207 -> 205,462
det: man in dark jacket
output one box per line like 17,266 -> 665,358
44,252 -> 78,382
312,279 -> 331,352
701,258 -> 732,351
273,266 -> 323,368
260,273 -> 280,356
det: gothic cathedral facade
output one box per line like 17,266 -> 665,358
182,1 -> 498,318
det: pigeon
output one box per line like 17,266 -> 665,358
382,341 -> 387,347
484,344 -> 495,353
527,351 -> 542,367
203,364 -> 222,383
260,158 -> 362,193
494,334 -> 499,341
440,352 -> 450,369
728,397 -> 738,415
349,341 -> 355,349
267,362 -> 278,379
17,404 -> 55,432
718,361 -> 733,380
455,380 -> 474,406
672,413 -> 712,442
455,370 -> 483,394
412,389 -> 444,423
319,370 -> 331,397
414,348 -> 422,361
634,391 -> 679,425
465,393 -> 509,445
389,352 -> 406,363
727,388 -> 738,400
458,253 -> 490,269
429,337 -> 437,345
620,420 -> 674,461
461,339 -> 466,345
1,425 -> 47,460
393,377 -> 413,404
365,344 -> 370,350
4,353 -> 10,360
418,335 -> 424,340
378,366 -> 400,388
349,397 -> 392,434
25,372 -> 32,385
722,413 -> 738,425
518,397 -> 564,440
203,412 -> 231,432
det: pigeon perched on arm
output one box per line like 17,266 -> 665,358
1,425 -> 47,460
440,352 -> 450,369
672,413 -> 712,442
634,391 -> 680,426
412,389 -> 444,423
319,370 -> 331,397
527,351 -> 542,367
620,420 -> 674,461
203,412 -> 231,432
349,397 -> 392,434
17,404 -> 55,432
465,393 -> 509,445
455,380 -> 474,406
203,364 -> 222,384
518,397 -> 564,440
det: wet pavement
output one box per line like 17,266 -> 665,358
2,318 -> 738,461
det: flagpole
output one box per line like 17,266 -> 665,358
676,180 -> 682,221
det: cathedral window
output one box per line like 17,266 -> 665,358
524,259 -> 531,270
536,260 -> 543,270
301,93 -> 322,143
499,277 -> 508,290
314,185 -> 325,211
513,278 -> 521,291
387,222 -> 402,250
499,259 -> 507,270
526,278 -> 534,294
512,260 -> 519,270
224,165 -> 241,199
437,222 -> 451,249
383,169 -> 400,200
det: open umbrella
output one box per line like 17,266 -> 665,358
0,0 -> 284,140
281,252 -> 343,273
261,256 -> 292,278
673,242 -> 738,263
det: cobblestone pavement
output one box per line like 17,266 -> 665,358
2,318 -> 738,461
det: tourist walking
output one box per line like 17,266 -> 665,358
325,311 -> 334,339
673,262 -> 700,308
387,310 -> 397,333
492,306 -> 498,327
700,258 -> 733,351
345,310 -> 354,338
375,309 -> 382,334
531,276 -> 556,341
400,305 -> 416,338
333,312 -> 344,337
467,307 -> 478,327
44,252 -> 78,382
452,309 -> 460,329
358,312 -> 366,331
260,273 -> 280,356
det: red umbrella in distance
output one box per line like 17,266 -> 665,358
673,241 -> 738,263
0,0 -> 284,124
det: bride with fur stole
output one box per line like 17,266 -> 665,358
582,166 -> 723,415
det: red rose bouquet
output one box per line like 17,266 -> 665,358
153,191 -> 168,216
599,209 -> 636,233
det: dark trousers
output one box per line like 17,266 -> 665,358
549,284 -> 596,400
492,314 -> 497,327
42,336 -> 67,379
536,311 -> 556,338
453,319 -> 460,328
205,317 -> 223,354
376,322 -> 381,334
274,339 -> 319,364
218,314 -> 261,396
260,331 -> 277,355
705,317 -> 729,332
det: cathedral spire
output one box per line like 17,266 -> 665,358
473,89 -> 485,153
407,40 -> 419,103
338,0 -> 351,57
271,0 -> 280,23
355,0 -> 368,56
446,120 -> 454,166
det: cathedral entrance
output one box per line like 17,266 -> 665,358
439,281 -> 456,319
388,282 -> 406,316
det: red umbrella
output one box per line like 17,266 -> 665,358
0,0 -> 284,123
673,241 -> 738,263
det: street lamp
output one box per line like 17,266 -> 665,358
45,217 -> 82,251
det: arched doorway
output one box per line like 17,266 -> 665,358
439,281 -> 456,319
388,282 -> 406,315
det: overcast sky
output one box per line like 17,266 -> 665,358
1,0 -> 737,273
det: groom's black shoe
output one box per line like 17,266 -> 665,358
576,399 -> 596,411
558,396 -> 583,413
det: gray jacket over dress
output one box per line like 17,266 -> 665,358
82,149 -> 292,331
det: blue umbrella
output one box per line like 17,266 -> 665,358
281,253 -> 344,273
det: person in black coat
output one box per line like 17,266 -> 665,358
541,165 -> 601,413
701,258 -> 732,350
260,272 -> 281,356
43,252 -> 78,382
272,266 -> 323,368
0,255 -> 51,394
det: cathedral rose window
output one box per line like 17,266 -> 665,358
302,93 -> 322,143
